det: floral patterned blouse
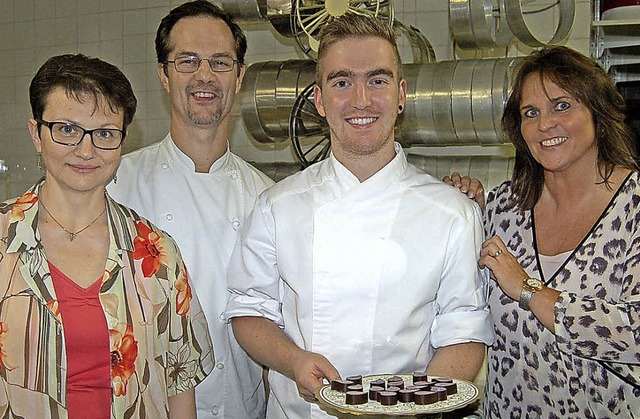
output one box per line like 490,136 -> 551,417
483,174 -> 640,419
0,182 -> 214,418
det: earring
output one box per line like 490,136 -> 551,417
37,153 -> 42,171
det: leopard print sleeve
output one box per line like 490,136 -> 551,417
555,292 -> 640,386
553,175 -> 640,387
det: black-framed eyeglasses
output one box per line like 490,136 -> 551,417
36,118 -> 125,150
166,55 -> 238,73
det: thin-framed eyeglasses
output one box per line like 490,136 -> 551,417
166,55 -> 238,73
36,118 -> 125,150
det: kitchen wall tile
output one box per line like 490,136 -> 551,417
0,1 -> 14,24
13,0 -> 34,23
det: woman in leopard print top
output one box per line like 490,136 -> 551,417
479,46 -> 640,418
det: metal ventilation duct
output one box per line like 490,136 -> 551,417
220,0 -> 267,20
220,0 -> 293,35
241,57 -> 520,146
241,60 -> 317,143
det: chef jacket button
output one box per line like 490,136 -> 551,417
166,213 -> 173,221
211,407 -> 219,415
230,172 -> 238,180
232,219 -> 241,230
216,362 -> 224,370
219,312 -> 225,320
161,163 -> 169,170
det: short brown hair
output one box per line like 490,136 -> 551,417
29,54 -> 137,131
503,45 -> 638,211
315,13 -> 402,86
156,0 -> 247,75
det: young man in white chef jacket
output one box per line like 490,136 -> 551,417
108,2 -> 273,418
227,13 -> 494,418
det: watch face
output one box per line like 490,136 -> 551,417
525,278 -> 544,291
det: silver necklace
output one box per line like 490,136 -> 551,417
39,200 -> 106,241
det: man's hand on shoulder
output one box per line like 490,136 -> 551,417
442,172 -> 486,211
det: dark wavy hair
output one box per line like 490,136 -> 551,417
156,0 -> 247,75
29,54 -> 137,131
503,45 -> 638,211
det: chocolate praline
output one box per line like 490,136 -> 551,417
434,382 -> 457,395
414,390 -> 438,405
389,380 -> 404,389
345,390 -> 368,405
398,388 -> 416,402
347,384 -> 364,392
346,375 -> 363,385
368,385 -> 384,401
412,371 -> 429,383
331,379 -> 354,392
378,391 -> 398,406
432,386 -> 448,401
369,379 -> 386,389
413,381 -> 432,390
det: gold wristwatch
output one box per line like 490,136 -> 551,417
518,277 -> 544,311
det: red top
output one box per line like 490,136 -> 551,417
49,263 -> 111,419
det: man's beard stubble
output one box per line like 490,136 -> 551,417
187,106 -> 223,125
186,83 -> 225,125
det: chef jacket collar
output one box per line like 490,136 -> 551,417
327,141 -> 407,193
166,133 -> 231,174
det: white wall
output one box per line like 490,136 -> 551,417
0,0 -> 593,200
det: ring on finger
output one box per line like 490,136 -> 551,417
494,249 -> 502,257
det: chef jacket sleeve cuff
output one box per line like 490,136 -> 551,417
429,309 -> 495,348
225,289 -> 284,329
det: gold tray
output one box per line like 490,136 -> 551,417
316,374 -> 479,416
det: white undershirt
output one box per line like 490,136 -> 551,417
539,249 -> 573,279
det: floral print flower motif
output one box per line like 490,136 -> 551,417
175,264 -> 192,317
167,343 -> 197,392
110,323 -> 138,397
0,322 -> 15,372
132,222 -> 167,278
10,191 -> 37,223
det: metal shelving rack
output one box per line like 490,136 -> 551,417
591,0 -> 640,83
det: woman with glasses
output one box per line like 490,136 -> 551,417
0,54 -> 213,418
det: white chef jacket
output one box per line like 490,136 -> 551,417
226,144 -> 494,419
108,134 -> 273,419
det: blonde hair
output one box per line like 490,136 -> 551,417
315,13 -> 402,85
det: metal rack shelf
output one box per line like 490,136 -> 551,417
592,1 -> 640,83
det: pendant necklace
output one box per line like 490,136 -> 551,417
39,200 -> 106,241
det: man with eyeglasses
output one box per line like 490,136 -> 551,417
108,1 -> 273,418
